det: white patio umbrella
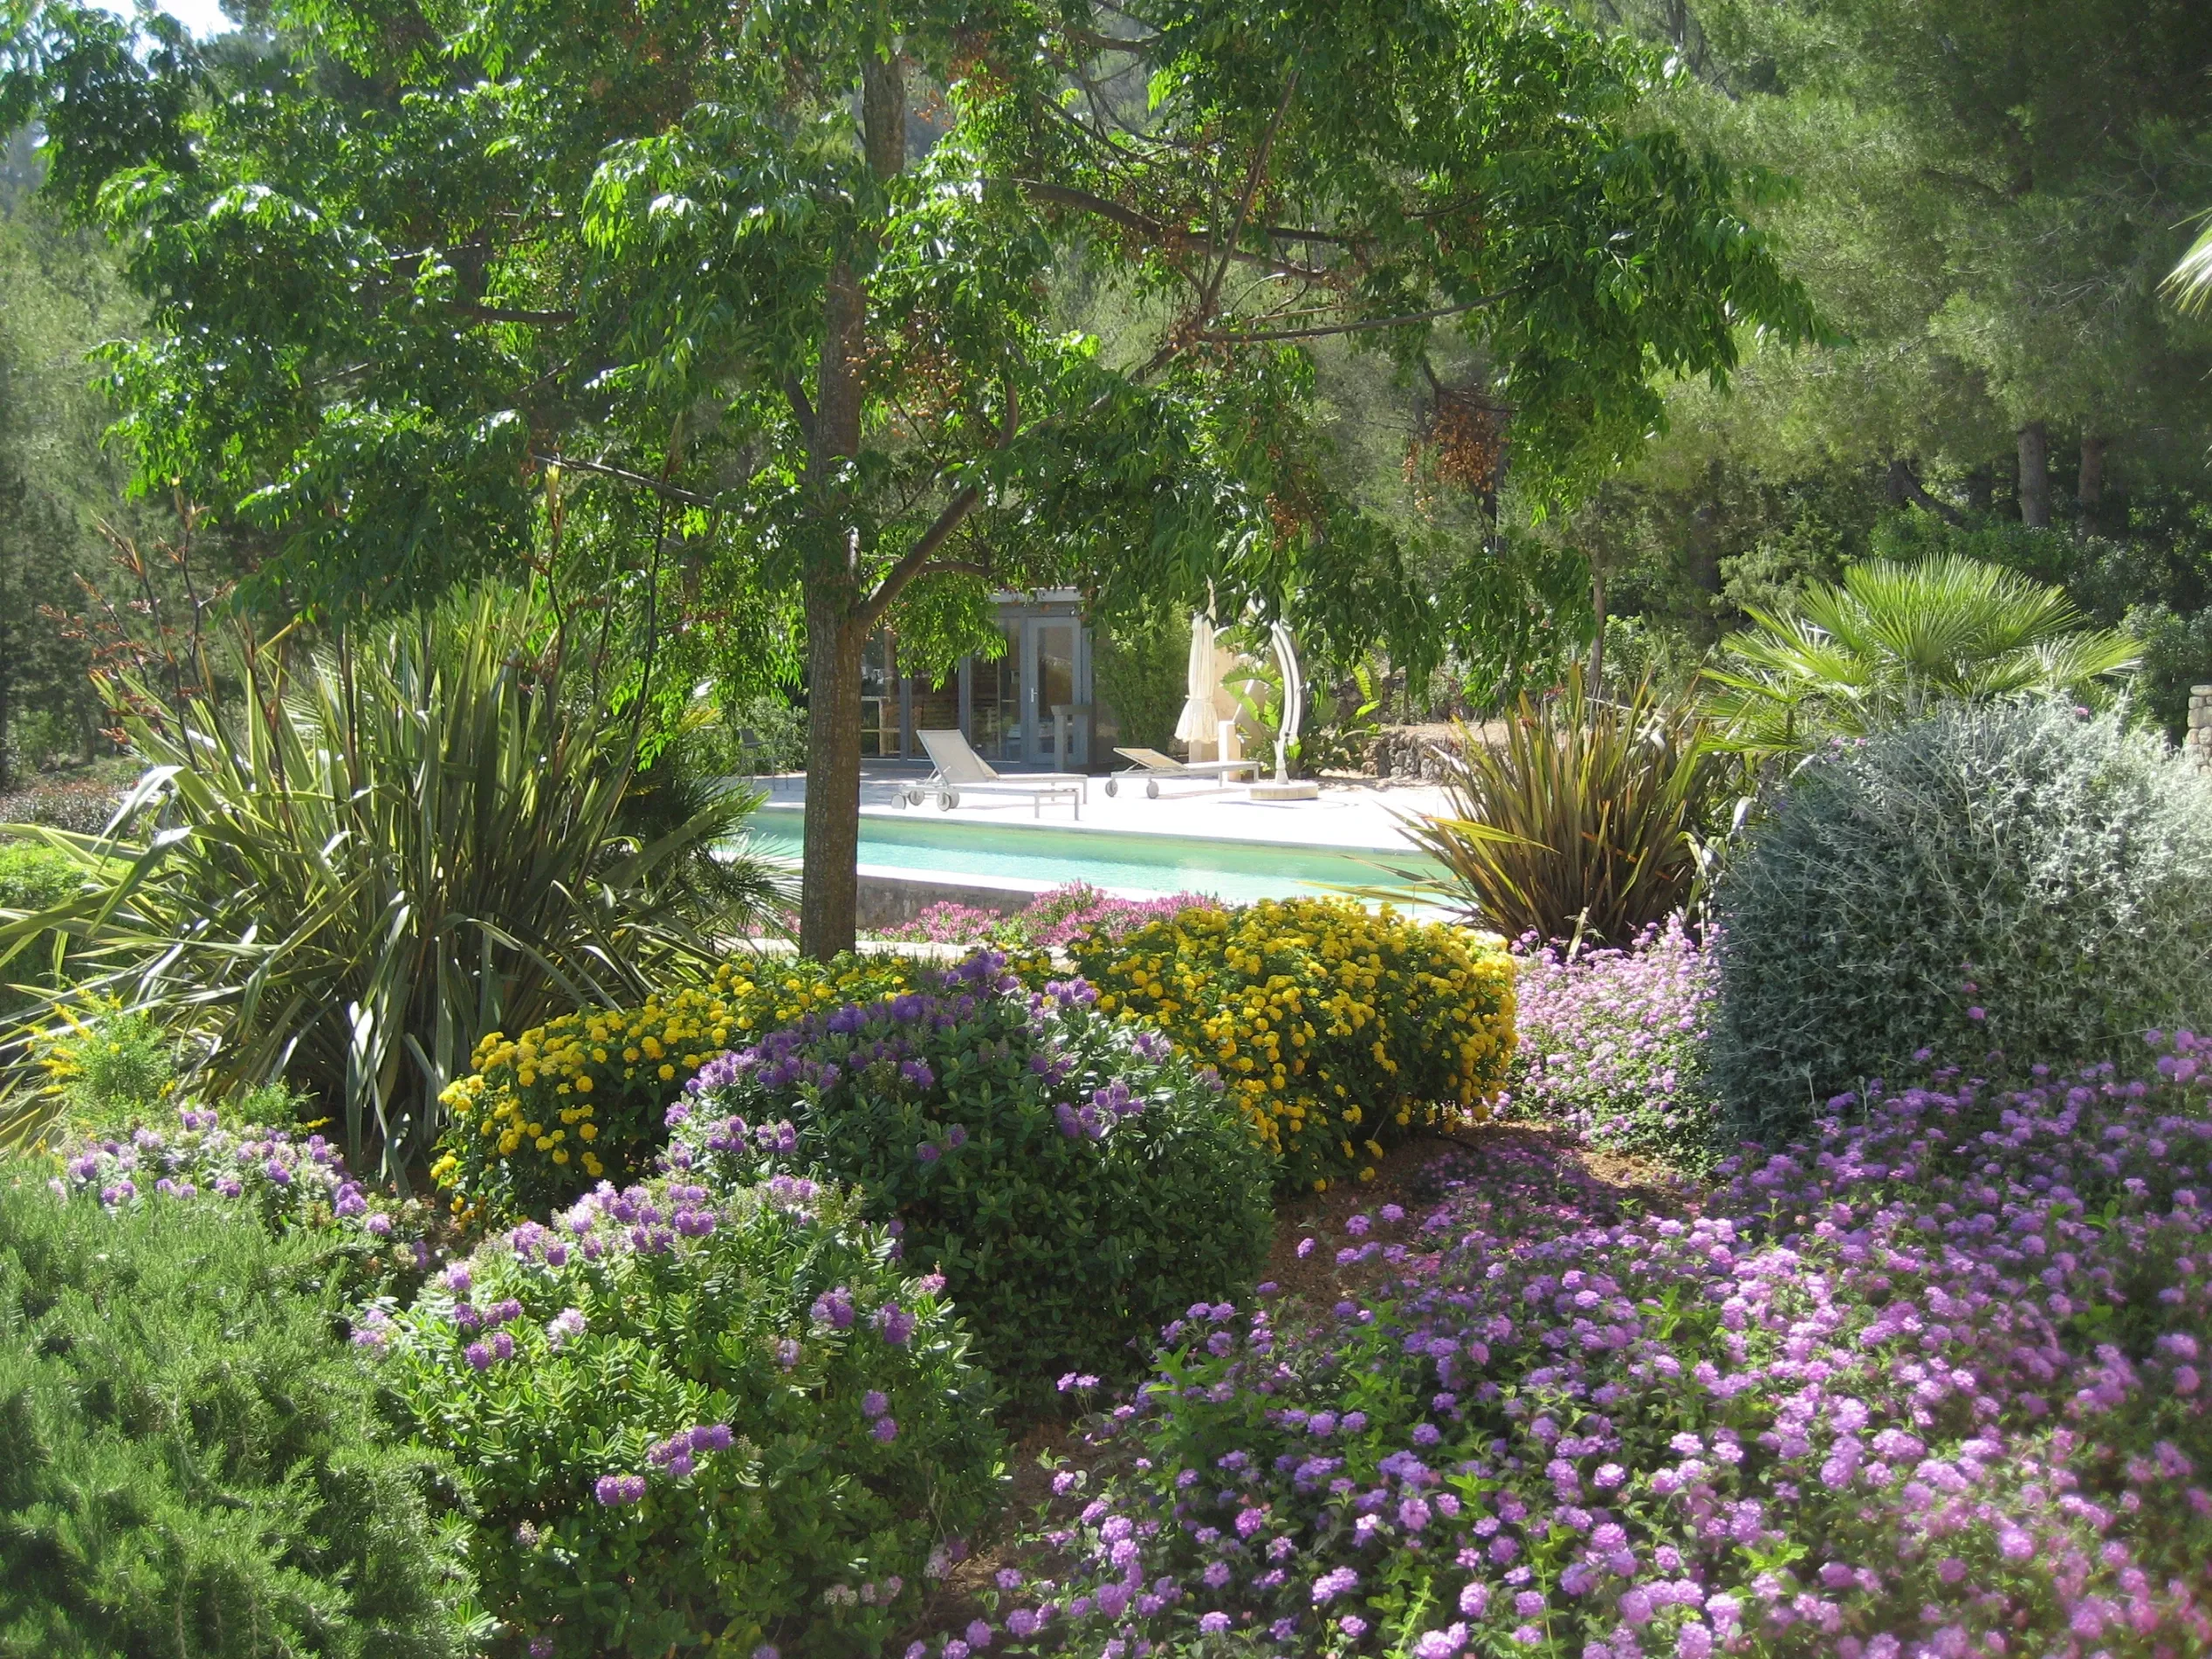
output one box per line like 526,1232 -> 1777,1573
1173,612 -> 1219,752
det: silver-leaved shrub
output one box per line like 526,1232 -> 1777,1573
369,1173 -> 1001,1659
1711,702 -> 2212,1143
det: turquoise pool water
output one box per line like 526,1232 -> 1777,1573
745,807 -> 1448,908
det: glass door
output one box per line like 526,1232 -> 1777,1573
1031,618 -> 1081,768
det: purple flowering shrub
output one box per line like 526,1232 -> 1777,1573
945,1037 -> 2211,1658
45,1105 -> 440,1300
1508,916 -> 1719,1163
373,1172 -> 1002,1658
1018,885 -> 1221,949
875,883 -> 1219,949
670,949 -> 1274,1399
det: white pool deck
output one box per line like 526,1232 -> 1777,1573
751,764 -> 1454,854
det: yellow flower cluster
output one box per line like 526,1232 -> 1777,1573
430,948 -> 1053,1224
1071,898 -> 1515,1192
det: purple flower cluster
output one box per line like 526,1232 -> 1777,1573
646,1422 -> 733,1477
381,1161 -> 994,1659
593,1472 -> 647,1507
942,1035 -> 2212,1658
1058,1078 -> 1147,1140
688,984 -> 991,1100
676,952 -> 1185,1178
517,1179 -> 724,1259
1509,915 -> 1716,1160
49,1105 -> 428,1271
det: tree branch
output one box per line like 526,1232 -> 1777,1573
858,488 -> 983,632
1200,64 -> 1302,324
857,384 -> 1020,631
450,303 -> 578,325
531,452 -> 714,505
1197,293 -> 1511,344
784,374 -> 815,441
1007,181 -> 1343,285
1887,457 -> 1965,526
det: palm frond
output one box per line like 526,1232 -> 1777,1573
1704,557 -> 2139,759
2164,216 -> 2212,317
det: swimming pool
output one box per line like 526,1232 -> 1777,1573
745,806 -> 1451,908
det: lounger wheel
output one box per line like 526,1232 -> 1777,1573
1145,778 -> 1161,799
938,789 -> 958,810
1104,777 -> 1119,797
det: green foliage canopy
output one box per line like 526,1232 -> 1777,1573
3,0 -> 1814,950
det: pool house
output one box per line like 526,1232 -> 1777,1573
861,590 -> 1111,771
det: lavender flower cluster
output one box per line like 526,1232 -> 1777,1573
938,1036 -> 2210,1658
47,1106 -> 433,1283
677,954 -> 1170,1159
1509,915 -> 1718,1162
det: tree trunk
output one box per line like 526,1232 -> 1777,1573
794,50 -> 904,960
1964,465 -> 1995,515
2078,434 -> 2107,526
798,593 -> 866,957
2017,421 -> 2051,528
1886,456 -> 1963,525
1587,563 -> 1606,688
795,261 -> 869,960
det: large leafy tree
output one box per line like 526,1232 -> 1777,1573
4,0 -> 1812,955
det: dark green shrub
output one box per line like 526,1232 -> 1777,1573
0,1183 -> 473,1659
1710,701 -> 2212,1142
673,951 -> 1276,1397
374,1175 -> 1001,1658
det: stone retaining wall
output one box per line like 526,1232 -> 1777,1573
1370,724 -> 1458,781
2188,685 -> 2212,773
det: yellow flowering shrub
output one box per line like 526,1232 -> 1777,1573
432,950 -> 1046,1221
1069,898 -> 1515,1191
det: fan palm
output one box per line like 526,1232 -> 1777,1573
1700,556 -> 2140,761
0,587 -> 793,1176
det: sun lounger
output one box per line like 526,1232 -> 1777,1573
903,730 -> 1087,818
1104,746 -> 1262,798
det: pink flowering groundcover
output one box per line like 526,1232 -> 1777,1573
931,1039 -> 2211,1658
